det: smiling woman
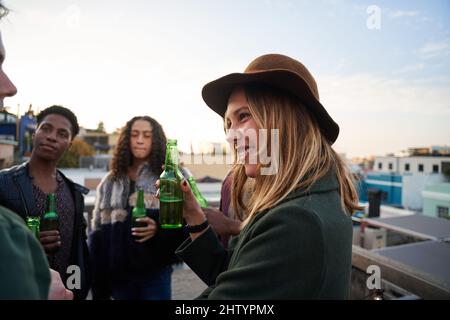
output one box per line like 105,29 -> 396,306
174,53 -> 362,299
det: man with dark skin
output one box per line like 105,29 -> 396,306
30,111 -> 74,253
0,104 -> 92,299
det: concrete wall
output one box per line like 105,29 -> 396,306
403,174 -> 445,211
422,183 -> 450,217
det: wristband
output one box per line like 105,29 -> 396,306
186,219 -> 209,233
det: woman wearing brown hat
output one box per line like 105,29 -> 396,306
173,54 -> 361,299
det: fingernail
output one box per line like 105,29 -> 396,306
58,242 -> 61,245
132,228 -> 136,232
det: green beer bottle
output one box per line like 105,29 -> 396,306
26,216 -> 40,239
159,139 -> 183,229
187,176 -> 208,208
40,193 -> 59,232
132,188 -> 147,230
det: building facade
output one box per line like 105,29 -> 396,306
374,155 -> 450,176
0,110 -> 18,168
422,183 -> 450,219
359,155 -> 450,211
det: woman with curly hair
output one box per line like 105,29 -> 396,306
89,116 -> 187,300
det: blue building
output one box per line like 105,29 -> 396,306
0,108 -> 37,165
358,173 -> 403,207
0,110 -> 18,168
0,110 -> 17,140
18,112 -> 36,157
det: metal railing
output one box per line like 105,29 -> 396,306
351,244 -> 450,299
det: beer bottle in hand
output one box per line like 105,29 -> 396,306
26,216 -> 40,239
40,193 -> 59,232
187,176 -> 208,208
132,188 -> 147,232
159,139 -> 183,229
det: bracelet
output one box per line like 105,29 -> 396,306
186,219 -> 209,233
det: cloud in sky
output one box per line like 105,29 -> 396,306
318,73 -> 450,156
419,39 -> 450,59
389,10 -> 419,19
322,73 -> 450,114
394,63 -> 425,75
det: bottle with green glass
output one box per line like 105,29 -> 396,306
26,216 -> 40,239
40,193 -> 59,233
159,139 -> 184,229
132,188 -> 147,232
187,175 -> 208,208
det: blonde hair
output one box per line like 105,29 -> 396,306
229,84 -> 362,226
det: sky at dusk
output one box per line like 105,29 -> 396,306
1,0 -> 449,157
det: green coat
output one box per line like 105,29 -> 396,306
176,170 -> 353,299
0,205 -> 50,299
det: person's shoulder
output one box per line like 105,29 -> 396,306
93,171 -> 117,196
249,200 -> 324,236
97,171 -> 115,187
57,170 -> 90,195
256,192 -> 351,238
276,183 -> 349,222
0,164 -> 27,195
0,163 -> 26,179
270,196 -> 323,221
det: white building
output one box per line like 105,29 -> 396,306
374,156 -> 450,175
367,155 -> 450,211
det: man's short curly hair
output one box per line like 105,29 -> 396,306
36,105 -> 80,139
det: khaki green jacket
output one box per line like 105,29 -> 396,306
176,170 -> 353,299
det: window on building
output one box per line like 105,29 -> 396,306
378,162 -> 382,170
388,163 -> 393,170
437,206 -> 449,219
418,164 -> 424,172
432,165 -> 439,173
405,163 -> 410,172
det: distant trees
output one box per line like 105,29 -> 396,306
59,138 -> 94,168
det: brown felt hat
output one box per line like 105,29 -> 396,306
201,53 -> 339,144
